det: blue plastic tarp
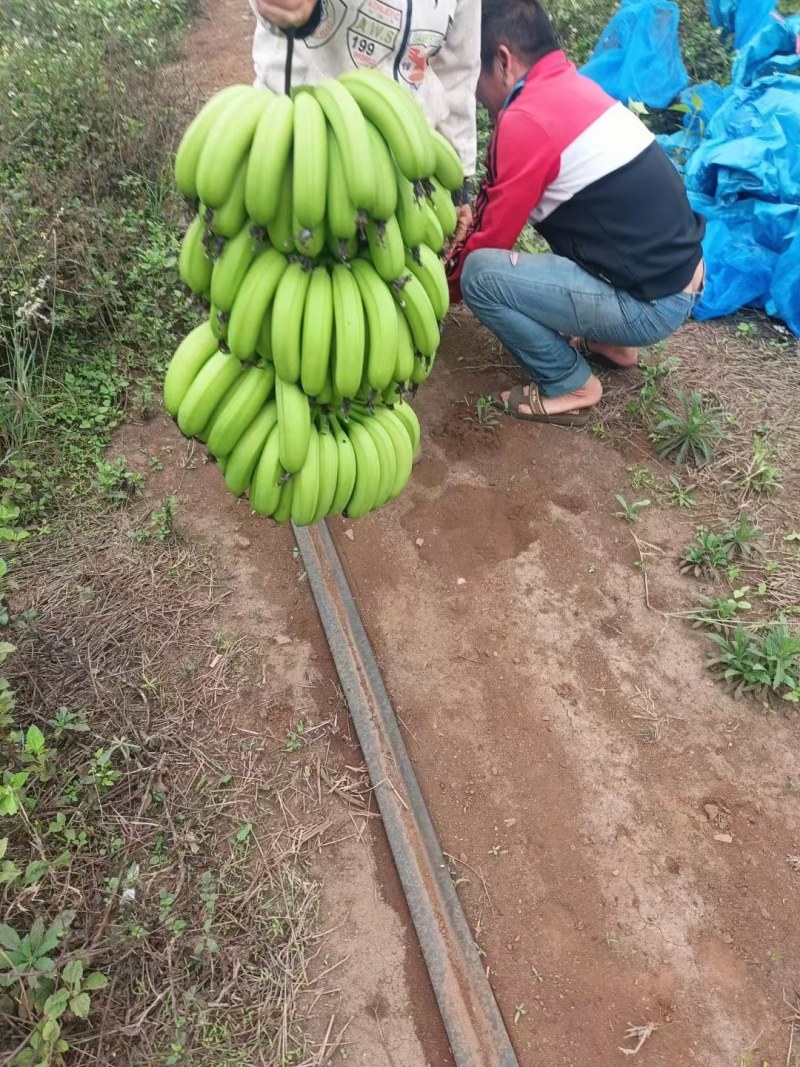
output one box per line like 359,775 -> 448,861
705,0 -> 776,48
732,14 -> 800,86
581,0 -> 689,108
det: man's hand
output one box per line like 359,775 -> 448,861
453,203 -> 473,244
255,0 -> 317,29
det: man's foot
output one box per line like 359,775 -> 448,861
494,377 -> 602,426
569,336 -> 639,369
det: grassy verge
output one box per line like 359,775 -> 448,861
1,3 -> 326,1063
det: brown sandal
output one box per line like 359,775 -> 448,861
492,383 -> 592,427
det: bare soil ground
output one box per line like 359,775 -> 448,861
145,3 -> 800,1063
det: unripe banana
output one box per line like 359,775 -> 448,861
271,261 -> 312,384
392,400 -> 421,456
209,303 -> 229,341
256,306 -> 273,361
393,303 -> 415,382
344,419 -> 381,519
382,380 -> 406,407
292,91 -> 327,230
206,159 -> 248,238
293,214 -> 326,258
250,423 -> 285,516
327,231 -> 359,263
177,350 -> 243,438
227,249 -> 288,362
179,215 -> 213,295
427,177 -> 457,237
365,216 -> 405,283
328,413 -> 356,516
272,477 -> 294,524
339,70 -> 435,181
163,322 -> 218,415
312,80 -> 374,211
206,363 -> 276,458
245,93 -> 294,225
300,267 -> 334,398
373,406 -> 413,499
196,89 -> 271,209
395,165 -> 427,249
225,401 -> 279,497
365,121 -> 398,220
405,244 -> 449,321
331,264 -> 365,399
421,201 -> 445,252
174,84 -> 250,199
275,377 -> 311,474
431,129 -> 465,192
210,225 -> 257,311
352,412 -> 396,508
326,131 -> 359,241
350,259 -> 398,392
311,418 -> 339,523
290,423 -> 320,526
394,273 -> 440,357
410,350 -> 435,384
267,161 -> 295,254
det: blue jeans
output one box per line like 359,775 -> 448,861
461,250 -> 700,397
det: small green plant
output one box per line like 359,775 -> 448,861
738,434 -> 781,495
724,513 -> 763,560
691,588 -> 752,628
629,466 -> 662,494
149,456 -> 164,472
614,494 -> 651,523
130,383 -> 156,417
681,528 -> 731,576
707,622 -> 800,702
651,391 -> 726,467
284,720 -> 306,753
668,474 -> 697,508
133,495 -> 178,543
95,457 -> 144,503
465,393 -> 500,427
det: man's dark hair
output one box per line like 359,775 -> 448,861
480,0 -> 560,71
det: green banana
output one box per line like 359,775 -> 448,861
312,80 -> 374,211
327,231 -> 359,262
344,419 -> 381,519
428,177 -> 457,237
272,477 -> 294,524
382,380 -> 406,406
174,84 -> 250,199
206,159 -> 248,237
373,406 -> 413,499
410,350 -> 435,384
351,412 -> 396,508
245,93 -> 294,225
290,423 -> 320,526
431,129 -> 465,192
163,322 -> 218,415
395,165 -> 427,248
250,424 -> 285,516
331,264 -> 365,399
196,89 -> 271,208
292,91 -> 327,229
179,215 -> 213,295
206,363 -> 276,458
328,413 -> 356,516
311,417 -> 339,523
350,259 -> 398,392
209,303 -> 229,341
224,401 -> 279,497
365,121 -> 398,220
210,225 -> 257,311
256,306 -> 273,361
300,266 -> 333,398
271,261 -> 312,384
267,160 -> 295,254
177,350 -> 243,438
394,272 -> 440,357
365,216 -> 405,282
339,70 -> 435,181
421,201 -> 445,252
393,303 -> 415,382
405,245 -> 449,321
326,131 -> 359,241
392,400 -> 421,456
275,377 -> 311,474
227,249 -> 288,362
293,214 -> 326,258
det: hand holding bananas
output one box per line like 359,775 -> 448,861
167,72 -> 464,526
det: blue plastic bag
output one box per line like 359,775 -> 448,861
732,14 -> 800,87
705,0 -> 776,48
766,229 -> 800,336
691,199 -> 777,319
581,0 -> 689,108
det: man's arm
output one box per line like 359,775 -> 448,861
446,110 -> 560,302
428,1 -> 481,177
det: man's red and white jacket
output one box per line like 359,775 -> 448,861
447,50 -> 705,303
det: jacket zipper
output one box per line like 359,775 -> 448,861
393,0 -> 413,81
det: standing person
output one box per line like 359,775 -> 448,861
447,0 -> 706,426
249,0 -> 481,235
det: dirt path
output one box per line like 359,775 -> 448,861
160,4 -> 800,1064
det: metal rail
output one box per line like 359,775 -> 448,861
292,520 -> 519,1067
